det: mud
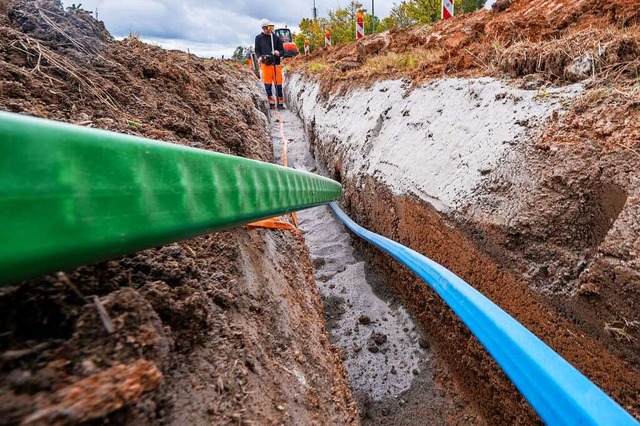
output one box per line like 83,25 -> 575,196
0,1 -> 358,424
271,108 -> 481,424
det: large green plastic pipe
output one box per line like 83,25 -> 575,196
0,111 -> 342,285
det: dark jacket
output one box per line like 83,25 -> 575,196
255,32 -> 284,66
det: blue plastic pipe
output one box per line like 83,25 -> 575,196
329,202 -> 638,426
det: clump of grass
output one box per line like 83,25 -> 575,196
363,49 -> 442,76
496,27 -> 640,85
304,60 -> 329,74
124,31 -> 143,47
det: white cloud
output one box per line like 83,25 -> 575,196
63,0 -> 486,58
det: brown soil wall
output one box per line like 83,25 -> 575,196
0,1 -> 358,423
310,145 -> 640,424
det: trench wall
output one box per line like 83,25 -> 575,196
285,73 -> 640,423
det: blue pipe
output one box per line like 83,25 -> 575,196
329,202 -> 638,426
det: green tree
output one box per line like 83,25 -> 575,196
326,1 -> 365,45
231,46 -> 246,61
391,1 -> 418,27
378,1 -> 418,30
457,0 -> 487,13
403,0 -> 486,23
295,17 -> 327,53
405,0 -> 441,24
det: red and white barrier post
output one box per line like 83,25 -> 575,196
325,29 -> 331,47
356,10 -> 364,39
304,39 -> 309,55
442,0 -> 454,20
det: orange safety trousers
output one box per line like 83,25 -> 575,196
261,63 -> 283,85
260,63 -> 284,106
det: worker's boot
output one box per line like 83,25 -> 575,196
277,104 -> 285,111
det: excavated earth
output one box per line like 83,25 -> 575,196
0,1 -> 358,424
1,0 -> 639,425
287,0 -> 640,424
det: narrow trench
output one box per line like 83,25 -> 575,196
270,110 -> 462,424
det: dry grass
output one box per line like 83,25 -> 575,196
299,59 -> 329,74
496,28 -> 640,84
124,31 -> 144,47
362,49 -> 443,77
9,29 -> 121,113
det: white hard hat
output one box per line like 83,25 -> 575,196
260,18 -> 271,28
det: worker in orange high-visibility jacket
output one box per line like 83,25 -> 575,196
255,18 -> 285,110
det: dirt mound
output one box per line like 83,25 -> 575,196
7,0 -> 111,53
290,0 -> 640,96
0,0 -> 270,159
0,0 -> 357,424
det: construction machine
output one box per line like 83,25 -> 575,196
273,27 -> 299,58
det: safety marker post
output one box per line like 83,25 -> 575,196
356,10 -> 364,39
325,29 -> 331,47
304,39 -> 309,55
442,0 -> 454,20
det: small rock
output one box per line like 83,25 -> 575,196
412,368 -> 419,375
578,282 -> 600,297
76,112 -> 90,122
80,359 -> 98,375
358,315 -> 371,325
276,405 -> 285,412
338,347 -> 348,361
492,0 -> 513,13
418,338 -> 430,349
371,331 -> 387,345
7,370 -> 31,391
367,343 -> 379,353
565,53 -> 593,82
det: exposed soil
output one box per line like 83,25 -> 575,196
285,0 -> 640,423
289,0 -> 640,101
0,1 -> 357,424
2,0 -> 639,424
271,109 -> 483,424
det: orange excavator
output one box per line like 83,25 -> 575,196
273,27 -> 299,58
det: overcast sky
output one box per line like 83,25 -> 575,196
63,0 -> 496,58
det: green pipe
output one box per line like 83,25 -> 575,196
0,111 -> 342,285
